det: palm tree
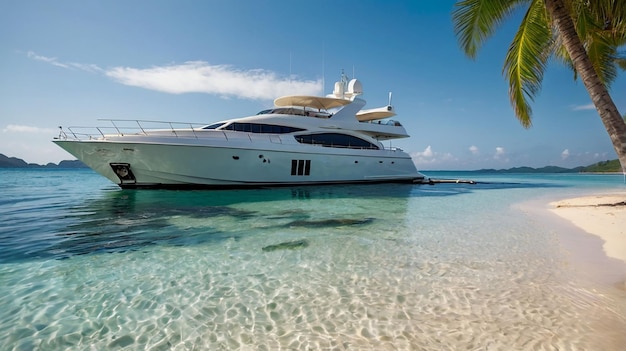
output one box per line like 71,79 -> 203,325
453,0 -> 626,172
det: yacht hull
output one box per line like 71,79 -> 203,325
54,139 -> 425,189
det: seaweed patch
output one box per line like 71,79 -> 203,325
285,218 -> 375,228
262,239 -> 310,252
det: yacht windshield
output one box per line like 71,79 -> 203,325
256,108 -> 331,118
257,108 -> 306,116
202,122 -> 226,129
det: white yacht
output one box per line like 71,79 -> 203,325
53,74 -> 426,188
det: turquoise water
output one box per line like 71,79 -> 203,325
1,169 -> 625,350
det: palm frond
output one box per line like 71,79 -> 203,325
571,0 -> 594,40
586,35 -> 619,86
551,34 -> 576,73
452,0 -> 523,58
547,0 -> 626,86
591,0 -> 626,41
617,54 -> 626,70
568,0 -> 624,86
503,0 -> 552,128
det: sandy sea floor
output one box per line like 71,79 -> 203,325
1,171 -> 626,350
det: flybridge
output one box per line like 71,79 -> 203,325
275,72 -> 397,123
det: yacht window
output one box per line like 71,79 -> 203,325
202,122 -> 226,129
294,133 -> 379,150
222,123 -> 305,134
257,108 -> 306,116
257,108 -> 331,118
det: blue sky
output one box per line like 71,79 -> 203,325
1,0 -> 624,170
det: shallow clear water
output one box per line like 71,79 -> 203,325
1,169 -> 625,350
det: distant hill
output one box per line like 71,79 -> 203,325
0,154 -> 87,168
475,165 -> 583,173
580,159 -> 622,173
474,159 -> 621,173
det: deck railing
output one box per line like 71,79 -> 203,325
56,119 -> 405,152
58,119 -> 208,140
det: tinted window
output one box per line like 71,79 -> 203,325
257,108 -> 306,116
202,122 -> 226,129
222,123 -> 305,134
294,133 -> 379,149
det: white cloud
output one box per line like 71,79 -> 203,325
494,146 -> 505,159
27,51 -> 103,73
68,62 -> 103,73
27,51 -> 69,68
26,51 -> 322,100
561,149 -> 570,160
410,145 -> 455,166
3,124 -> 57,134
572,103 -> 595,111
416,145 -> 434,158
469,145 -> 479,155
105,61 -> 322,99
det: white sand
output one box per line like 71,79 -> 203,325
550,193 -> 626,265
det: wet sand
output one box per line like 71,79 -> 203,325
550,193 -> 626,264
549,192 -> 626,287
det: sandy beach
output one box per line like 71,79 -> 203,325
550,192 -> 626,270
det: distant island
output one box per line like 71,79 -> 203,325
0,153 -> 621,173
0,153 -> 87,168
472,159 -> 622,173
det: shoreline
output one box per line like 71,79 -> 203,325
549,193 -> 626,264
548,191 -> 626,287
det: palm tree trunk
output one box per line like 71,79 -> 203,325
544,0 -> 626,173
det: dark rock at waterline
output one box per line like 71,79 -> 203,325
172,206 -> 257,219
286,218 -> 374,228
262,239 -> 310,252
599,201 -> 626,207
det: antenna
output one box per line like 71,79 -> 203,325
289,52 -> 292,81
322,43 -> 325,94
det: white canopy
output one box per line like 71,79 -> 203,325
274,95 -> 351,110
356,106 -> 396,122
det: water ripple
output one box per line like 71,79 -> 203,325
1,169 -> 625,350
